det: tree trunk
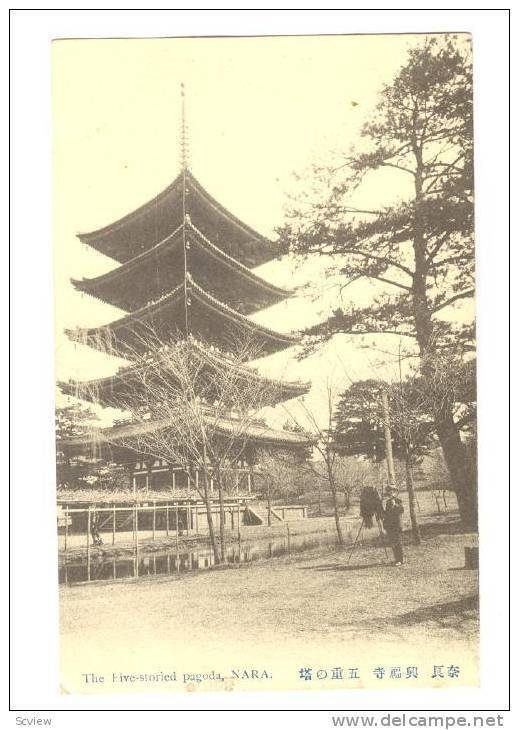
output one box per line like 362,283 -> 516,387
199,454 -> 220,564
411,149 -> 478,532
267,479 -> 272,527
417,335 -> 478,529
215,467 -> 226,562
404,451 -> 421,545
434,409 -> 478,530
327,463 -> 344,546
317,483 -> 323,516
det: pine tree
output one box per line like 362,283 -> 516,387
280,36 -> 477,528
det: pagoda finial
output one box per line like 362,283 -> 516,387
180,82 -> 189,170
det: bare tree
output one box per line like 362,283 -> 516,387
335,377 -> 426,545
255,448 -> 309,526
384,382 -> 425,545
333,455 -> 378,512
80,326 -> 283,563
285,381 -> 345,545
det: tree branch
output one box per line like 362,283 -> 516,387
380,161 -> 416,175
431,289 -> 475,314
368,275 -> 413,291
342,249 -> 414,277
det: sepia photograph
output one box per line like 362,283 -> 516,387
50,32 -> 482,696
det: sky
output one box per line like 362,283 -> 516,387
52,34 -> 473,428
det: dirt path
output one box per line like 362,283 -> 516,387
61,530 -> 478,647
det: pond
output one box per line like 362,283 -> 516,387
59,531 -> 341,586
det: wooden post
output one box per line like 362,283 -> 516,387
112,505 -> 116,545
152,501 -> 156,541
86,507 -> 91,582
286,522 -> 291,554
465,546 -> 478,569
175,504 -> 180,573
134,504 -> 139,577
381,388 -> 396,488
237,500 -> 242,563
172,471 -> 176,490
186,504 -> 190,536
247,472 -> 252,494
64,505 -> 68,552
195,505 -> 199,534
166,503 -> 170,537
112,556 -> 116,580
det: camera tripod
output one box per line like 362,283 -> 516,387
346,515 -> 389,565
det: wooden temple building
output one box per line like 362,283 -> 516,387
59,95 -> 311,498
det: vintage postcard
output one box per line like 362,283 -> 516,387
53,34 -> 479,696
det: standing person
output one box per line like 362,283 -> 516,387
383,487 -> 404,565
90,510 -> 103,546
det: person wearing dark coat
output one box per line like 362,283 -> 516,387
383,487 -> 405,565
359,486 -> 384,528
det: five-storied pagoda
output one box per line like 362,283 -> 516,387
60,86 -> 311,494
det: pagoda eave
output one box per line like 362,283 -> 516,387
72,221 -> 291,314
65,280 -> 300,357
58,368 -> 310,409
77,170 -> 277,268
61,413 -> 314,454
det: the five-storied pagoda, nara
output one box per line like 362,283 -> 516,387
60,87 -> 311,496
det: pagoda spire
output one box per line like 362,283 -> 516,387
180,82 -> 189,171
180,82 -> 190,336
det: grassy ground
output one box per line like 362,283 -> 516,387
59,502 -> 479,694
59,488 -> 479,693
60,529 -> 479,645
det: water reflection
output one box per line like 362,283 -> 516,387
59,534 -> 334,586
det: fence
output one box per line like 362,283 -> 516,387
58,514 -> 331,586
57,501 -> 245,552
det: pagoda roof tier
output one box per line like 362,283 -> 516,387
61,412 -> 314,453
78,170 -> 277,268
72,220 -> 291,315
59,339 -> 310,409
65,281 -> 300,357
